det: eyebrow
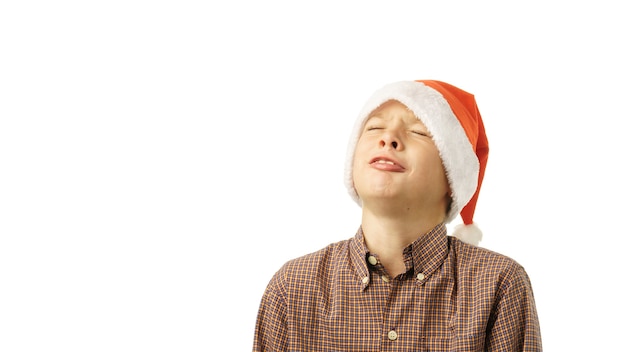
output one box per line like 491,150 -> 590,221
365,113 -> 426,127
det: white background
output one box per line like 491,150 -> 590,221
1,1 -> 625,351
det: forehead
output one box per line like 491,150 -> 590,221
366,100 -> 424,125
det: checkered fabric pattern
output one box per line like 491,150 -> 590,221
254,224 -> 542,351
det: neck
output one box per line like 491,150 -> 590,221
360,202 -> 444,278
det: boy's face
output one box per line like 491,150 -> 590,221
352,100 -> 450,215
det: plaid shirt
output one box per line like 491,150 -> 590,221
254,224 -> 542,351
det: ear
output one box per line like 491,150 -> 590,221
445,191 -> 453,215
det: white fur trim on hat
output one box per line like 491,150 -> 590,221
344,81 -> 480,224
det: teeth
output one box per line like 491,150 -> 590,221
376,160 -> 395,165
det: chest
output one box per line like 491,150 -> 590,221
287,271 -> 489,351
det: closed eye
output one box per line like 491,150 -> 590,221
411,130 -> 429,137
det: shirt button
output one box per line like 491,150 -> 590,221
381,275 -> 390,283
368,255 -> 378,265
388,330 -> 398,341
416,273 -> 425,281
361,276 -> 369,284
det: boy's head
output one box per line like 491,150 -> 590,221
344,80 -> 489,244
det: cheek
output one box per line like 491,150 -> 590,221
411,153 -> 447,182
353,138 -> 370,163
430,156 -> 450,191
352,139 -> 375,191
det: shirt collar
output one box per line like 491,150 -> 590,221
349,223 -> 449,290
410,223 -> 449,284
349,228 -> 371,291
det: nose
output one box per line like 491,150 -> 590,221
378,132 -> 402,150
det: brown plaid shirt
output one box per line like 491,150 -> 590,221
254,224 -> 542,351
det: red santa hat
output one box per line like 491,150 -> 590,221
344,80 -> 489,245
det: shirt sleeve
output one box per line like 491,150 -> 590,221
253,276 -> 288,352
486,264 -> 542,351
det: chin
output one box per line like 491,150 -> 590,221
360,188 -> 402,202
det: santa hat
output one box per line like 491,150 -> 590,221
344,80 -> 489,245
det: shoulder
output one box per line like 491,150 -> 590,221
287,240 -> 348,269
449,238 -> 542,349
267,239 -> 350,292
449,236 -> 531,288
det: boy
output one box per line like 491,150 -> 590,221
253,80 -> 542,351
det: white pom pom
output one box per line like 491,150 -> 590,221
451,223 -> 483,246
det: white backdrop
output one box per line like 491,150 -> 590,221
1,1 -> 625,351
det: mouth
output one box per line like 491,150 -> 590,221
370,156 -> 405,172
